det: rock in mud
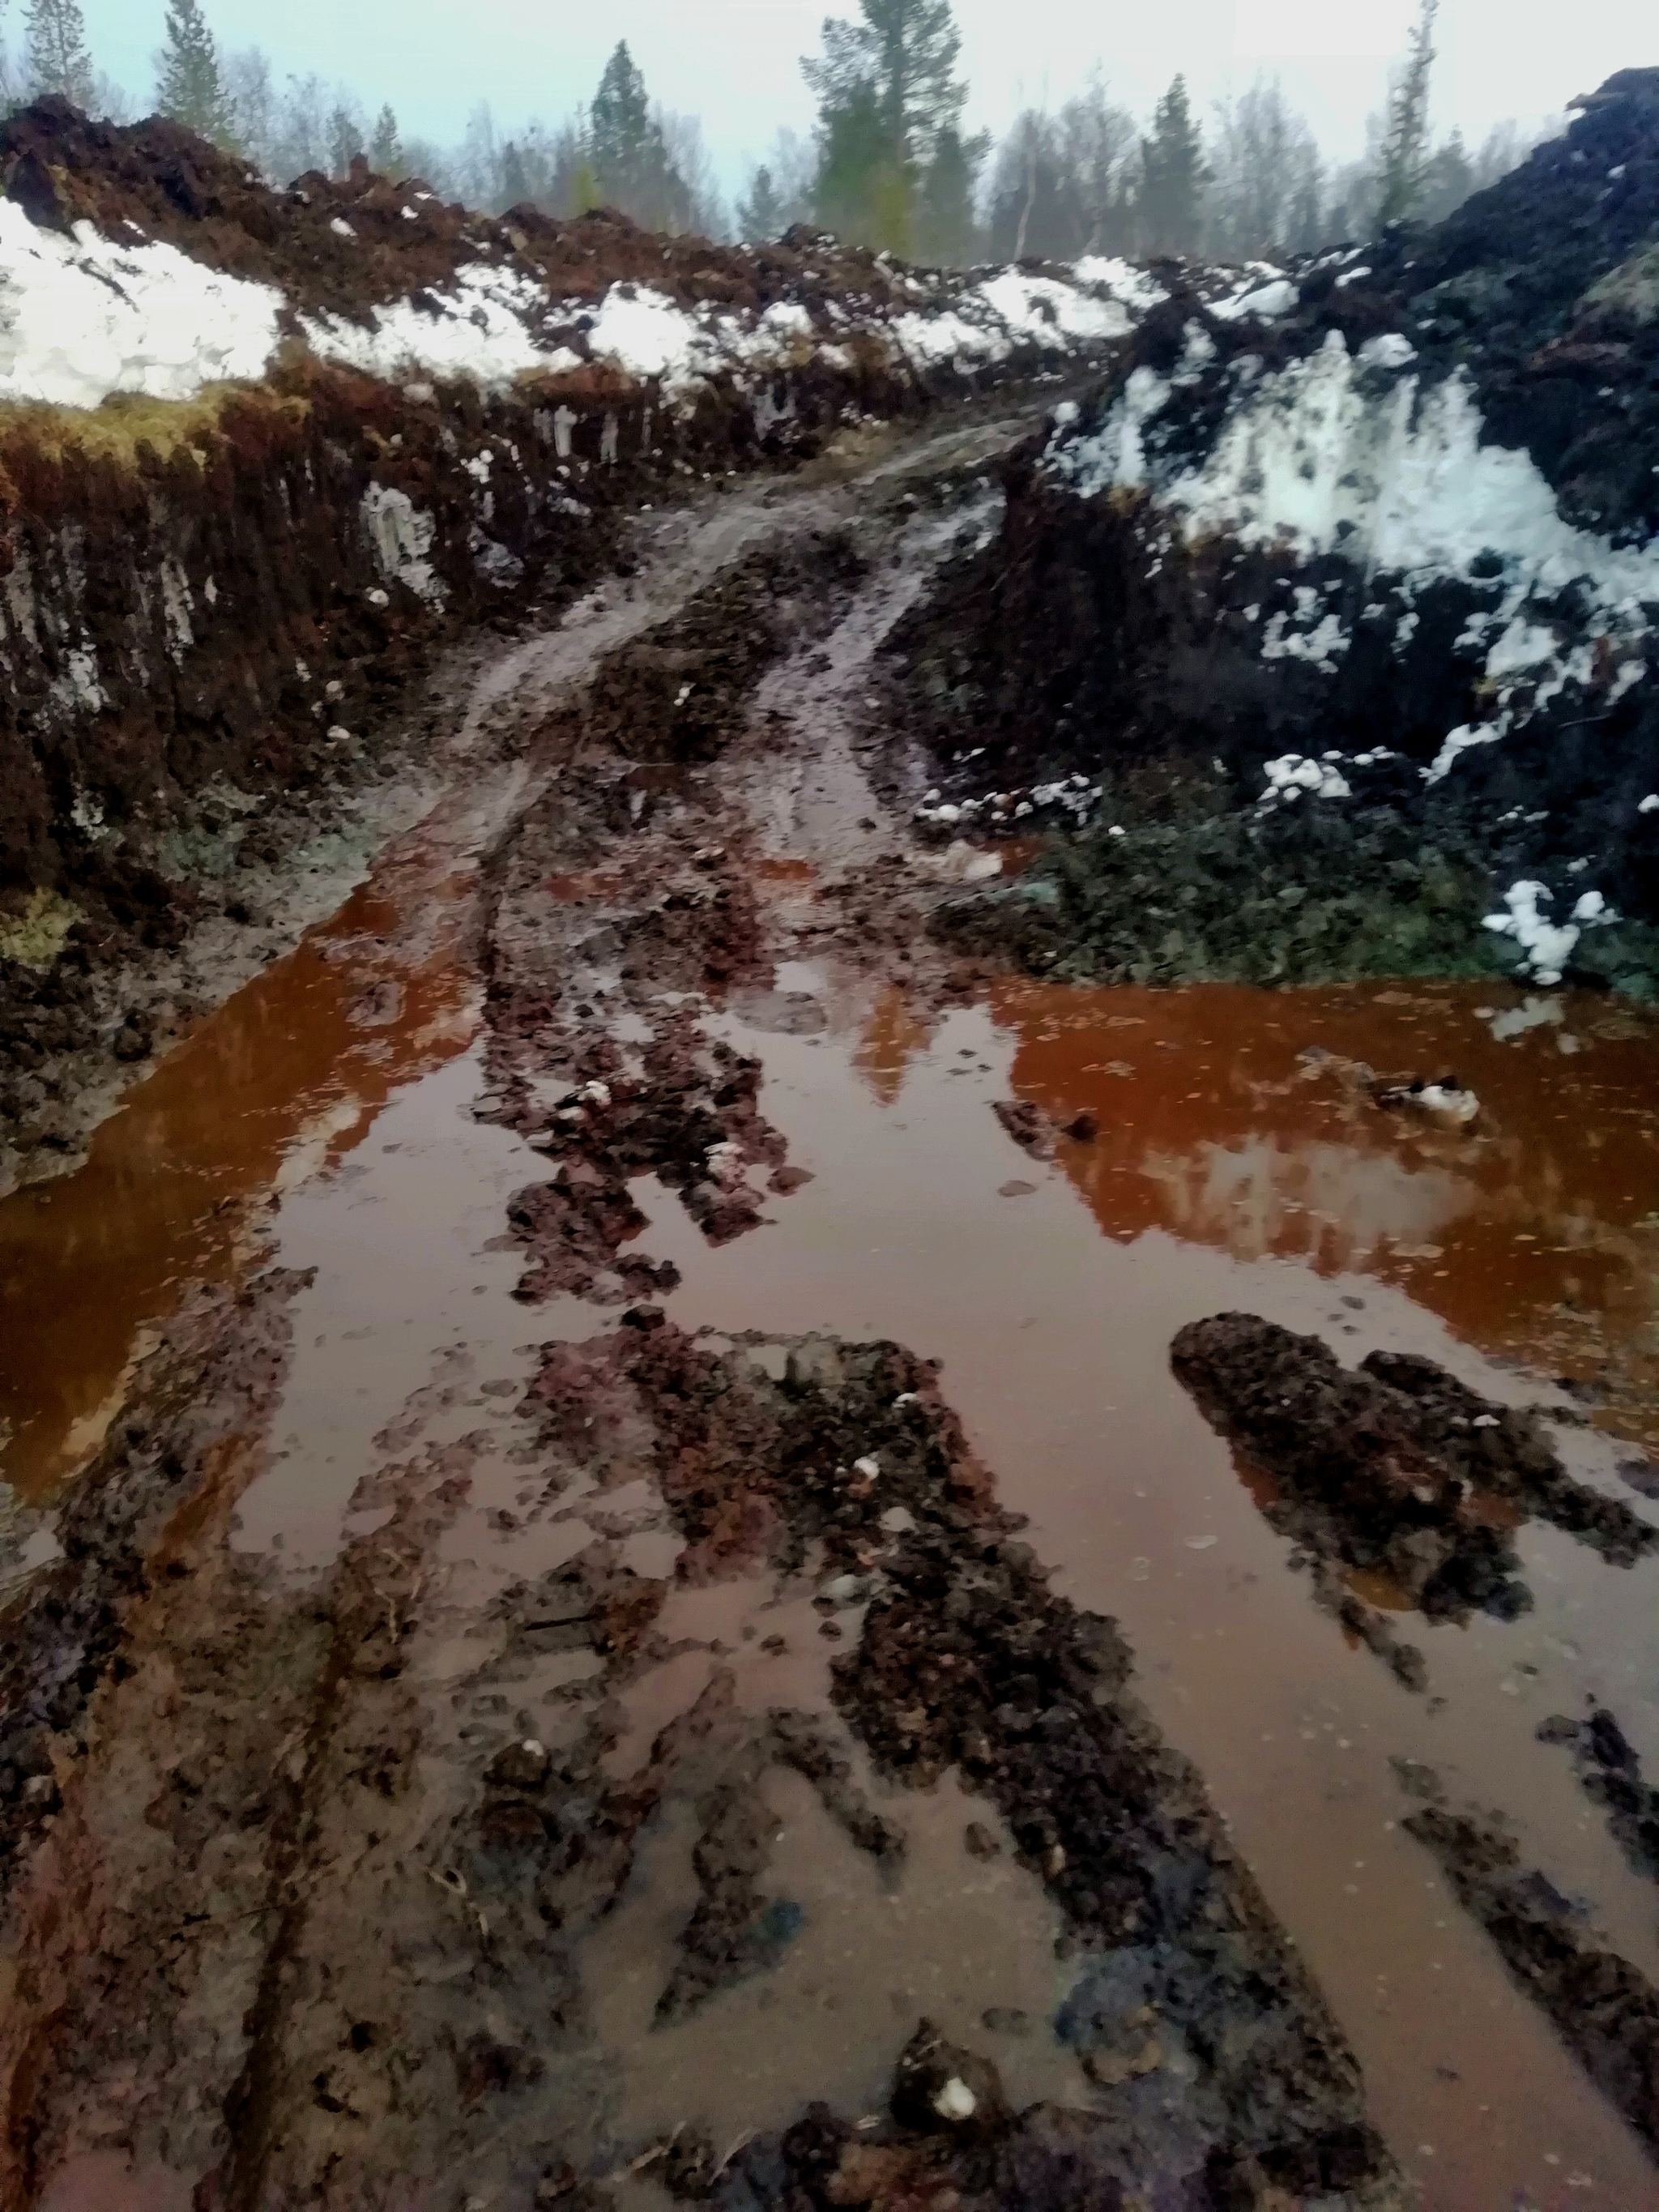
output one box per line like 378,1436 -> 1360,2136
890,2018 -> 1010,2141
1171,1314 -> 1657,1634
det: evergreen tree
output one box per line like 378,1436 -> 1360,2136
1376,0 -> 1438,228
590,40 -> 676,218
156,0 -> 234,147
802,0 -> 969,253
499,142 -> 530,209
1418,127 -> 1473,224
326,99 -> 364,179
812,76 -> 899,249
1139,75 -> 1207,254
737,164 -> 785,241
26,0 -> 95,108
914,123 -> 984,265
369,103 -> 402,176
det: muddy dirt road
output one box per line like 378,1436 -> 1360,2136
3,401 -> 1659,2212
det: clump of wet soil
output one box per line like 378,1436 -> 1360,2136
1537,1704 -> 1659,1887
1405,1800 -> 1659,2157
1171,1315 -> 1656,1639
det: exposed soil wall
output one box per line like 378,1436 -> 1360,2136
882,71 -> 1659,998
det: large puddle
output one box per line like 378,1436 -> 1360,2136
6,922 -> 1659,2207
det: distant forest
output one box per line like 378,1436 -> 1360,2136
19,0 -> 1555,265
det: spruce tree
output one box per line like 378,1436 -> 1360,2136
1376,0 -> 1439,228
915,124 -> 984,265
737,164 -> 785,241
500,140 -> 530,210
156,0 -> 233,147
369,104 -> 403,177
586,43 -> 684,229
1139,76 -> 1207,255
802,0 -> 970,253
26,0 -> 95,109
326,100 -> 364,179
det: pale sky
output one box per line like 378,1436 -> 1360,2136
79,0 -> 1656,196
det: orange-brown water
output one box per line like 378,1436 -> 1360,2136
986,978 -> 1659,1446
0,862 -> 476,1498
6,920 -> 1659,2207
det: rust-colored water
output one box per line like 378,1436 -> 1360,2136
985,977 -> 1659,1448
0,865 -> 476,1499
8,890 -> 1659,2209
640,968 -> 1659,2212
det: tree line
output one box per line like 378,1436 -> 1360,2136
13,0 -> 1550,267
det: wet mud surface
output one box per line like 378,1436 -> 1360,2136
3,402 -> 1659,2212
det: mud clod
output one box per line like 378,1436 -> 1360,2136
1171,1313 -> 1656,1634
1405,1803 -> 1659,2155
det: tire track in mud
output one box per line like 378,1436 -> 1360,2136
0,407 -> 1064,2205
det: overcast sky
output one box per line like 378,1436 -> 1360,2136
79,0 -> 1656,194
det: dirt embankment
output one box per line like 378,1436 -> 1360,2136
879,70 -> 1659,999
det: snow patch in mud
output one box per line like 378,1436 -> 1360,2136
1047,328 -> 1659,760
359,484 -> 447,605
0,199 -> 282,406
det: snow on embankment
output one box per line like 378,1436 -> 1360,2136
1047,322 -> 1657,791
0,199 -> 281,406
0,190 -> 1158,412
897,77 -> 1659,996
1036,316 -> 1659,984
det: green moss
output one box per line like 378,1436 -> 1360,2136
0,888 -> 79,971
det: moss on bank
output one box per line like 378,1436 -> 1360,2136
937,788 -> 1659,1001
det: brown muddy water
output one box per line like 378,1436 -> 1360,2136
5,932 -> 1659,2207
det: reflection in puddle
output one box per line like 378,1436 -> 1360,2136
984,980 -> 1659,1449
641,969 -> 1659,2211
0,873 -> 475,1499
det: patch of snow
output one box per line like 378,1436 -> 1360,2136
0,199 -> 281,408
359,485 -> 446,605
305,263 -> 577,388
1416,1083 -> 1480,1126
1211,274 -> 1297,322
1049,329 -> 1659,762
1260,753 -> 1351,802
1640,792 -> 1659,813
1482,879 -> 1615,985
1358,333 -> 1417,369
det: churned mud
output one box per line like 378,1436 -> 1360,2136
3,394 -> 1659,2212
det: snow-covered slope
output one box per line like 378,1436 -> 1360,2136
1046,322 -> 1656,795
0,197 -> 1161,413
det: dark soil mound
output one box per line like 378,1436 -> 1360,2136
1171,1314 -> 1657,1624
882,70 -> 1659,993
0,96 -> 915,322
